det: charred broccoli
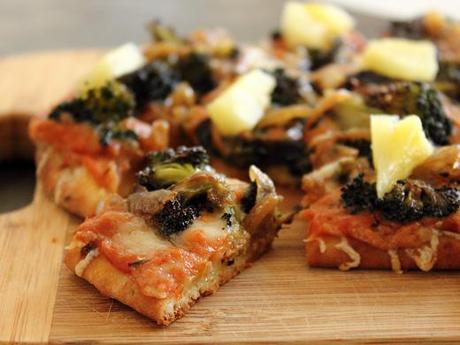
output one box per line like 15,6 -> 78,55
307,39 -> 344,70
118,60 -> 178,110
271,68 -> 301,106
436,62 -> 460,101
175,53 -> 215,94
49,82 -> 135,125
138,146 -> 210,190
363,82 -> 452,145
155,194 -> 199,236
388,18 -> 427,40
341,174 -> 378,214
341,175 -> 460,223
147,20 -> 185,44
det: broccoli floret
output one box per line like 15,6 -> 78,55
271,68 -> 301,106
147,20 -> 185,44
389,18 -> 427,39
341,176 -> 460,223
118,61 -> 178,110
175,53 -> 215,94
341,174 -> 378,214
97,125 -> 138,146
436,62 -> 460,101
49,82 -> 135,125
364,82 -> 452,145
155,194 -> 199,236
308,39 -> 344,70
138,146 -> 210,190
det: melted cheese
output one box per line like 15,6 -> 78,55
405,230 -> 439,272
113,217 -> 171,256
442,230 -> 460,241
335,237 -> 361,271
388,249 -> 403,274
75,248 -> 99,277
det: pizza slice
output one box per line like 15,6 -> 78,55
299,115 -> 460,272
64,146 -> 281,325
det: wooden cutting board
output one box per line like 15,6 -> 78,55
2,51 -> 460,345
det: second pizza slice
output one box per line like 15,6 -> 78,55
65,146 -> 282,325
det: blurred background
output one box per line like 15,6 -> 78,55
0,0 -> 458,212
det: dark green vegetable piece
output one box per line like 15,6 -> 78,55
364,82 -> 452,145
175,53 -> 215,94
49,82 -> 135,125
388,18 -> 427,40
195,119 -> 311,177
148,20 -> 185,44
341,175 -> 460,223
155,194 -> 199,236
271,68 -> 300,106
138,146 -> 210,190
118,61 -> 178,110
240,182 -> 257,213
341,174 -> 378,214
97,125 -> 138,146
308,39 -> 344,70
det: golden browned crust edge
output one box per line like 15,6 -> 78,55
35,145 -> 111,218
64,230 -> 275,325
306,233 -> 460,271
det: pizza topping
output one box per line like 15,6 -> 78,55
334,237 -> 361,271
74,248 -> 100,277
206,69 -> 276,136
51,81 -> 135,125
280,2 -> 354,50
138,146 -> 210,190
387,249 -> 403,274
341,175 -> 460,223
371,115 -> 434,197
118,60 -> 178,110
270,68 -> 301,106
361,82 -> 452,145
361,38 -> 438,81
405,229 -> 439,271
77,42 -> 145,92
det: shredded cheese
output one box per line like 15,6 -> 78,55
388,249 -> 403,274
335,237 -> 361,271
442,230 -> 460,241
304,236 -> 327,254
405,230 -> 439,272
75,248 -> 99,277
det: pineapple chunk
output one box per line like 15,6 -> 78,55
280,2 -> 355,50
78,43 -> 145,93
371,115 -> 434,198
206,70 -> 276,136
362,38 -> 438,81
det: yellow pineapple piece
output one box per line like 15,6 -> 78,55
362,38 -> 438,81
78,43 -> 145,93
206,69 -> 276,136
371,115 -> 434,198
280,1 -> 355,50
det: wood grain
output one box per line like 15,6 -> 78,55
0,50 -> 103,160
2,50 -> 460,344
0,186 -> 77,344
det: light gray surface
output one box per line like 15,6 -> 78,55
1,0 -> 288,56
0,0 -> 386,56
0,0 -> 387,213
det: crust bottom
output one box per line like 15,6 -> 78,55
65,229 -> 275,325
306,233 -> 460,272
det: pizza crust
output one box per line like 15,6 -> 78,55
65,237 -> 261,325
306,232 -> 460,272
36,145 -> 118,218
